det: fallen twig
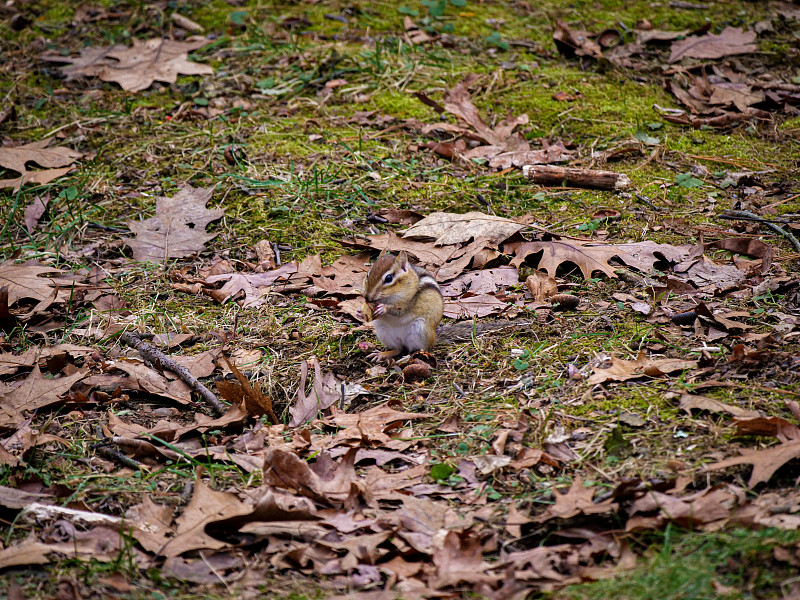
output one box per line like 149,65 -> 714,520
720,210 -> 800,253
120,331 -> 227,415
522,165 -> 632,190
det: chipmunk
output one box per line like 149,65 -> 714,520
360,250 -> 443,363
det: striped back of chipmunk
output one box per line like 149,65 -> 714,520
413,265 -> 441,293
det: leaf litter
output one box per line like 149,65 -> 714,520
2,1 -> 800,597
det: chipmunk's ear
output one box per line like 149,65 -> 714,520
396,250 -> 410,272
377,248 -> 388,259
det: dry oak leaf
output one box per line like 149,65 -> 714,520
0,139 -> 82,191
534,476 -> 617,522
506,239 -> 694,280
123,185 -> 224,263
159,476 -> 250,557
678,393 -> 760,418
587,352 -> 697,385
289,358 -> 341,427
708,442 -> 800,488
47,37 -> 213,93
125,496 -> 176,554
0,365 -> 87,430
669,27 -> 757,63
403,211 -> 524,246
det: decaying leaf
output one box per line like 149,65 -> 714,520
402,212 -> 524,246
535,476 -> 618,522
289,359 -> 341,427
123,186 -> 224,263
0,365 -> 87,430
0,139 -> 82,190
506,239 -> 696,280
419,78 -> 572,169
525,271 -> 558,303
669,27 -> 757,63
23,194 -> 50,234
588,353 -> 697,385
44,37 -> 214,92
707,441 -> 800,488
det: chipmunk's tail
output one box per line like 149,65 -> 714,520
435,319 -> 534,344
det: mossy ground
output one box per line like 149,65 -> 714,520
2,0 -> 800,598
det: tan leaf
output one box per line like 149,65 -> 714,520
430,531 -> 497,588
534,476 -> 617,522
0,259 -> 63,306
48,37 -> 214,92
0,365 -> 87,430
506,239 -> 695,280
418,78 -> 534,167
122,185 -> 224,263
322,404 -> 427,448
525,271 -> 558,302
0,139 -> 82,191
404,16 -> 434,44
587,353 -> 697,385
440,267 -> 519,298
443,293 -> 511,319
402,211 -> 524,246
160,476 -> 250,557
125,496 -> 175,553
678,393 -> 760,418
289,359 -> 341,427
23,194 -> 50,234
669,27 -> 757,63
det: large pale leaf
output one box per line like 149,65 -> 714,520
123,186 -> 224,263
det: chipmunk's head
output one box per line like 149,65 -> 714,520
364,250 -> 413,303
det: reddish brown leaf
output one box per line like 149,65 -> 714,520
669,27 -> 757,63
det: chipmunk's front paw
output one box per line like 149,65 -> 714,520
372,303 -> 387,317
367,349 -> 401,364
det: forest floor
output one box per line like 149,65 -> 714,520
1,0 -> 800,598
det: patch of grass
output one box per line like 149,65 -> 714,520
557,525 -> 800,600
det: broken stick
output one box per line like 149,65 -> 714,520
120,332 -> 227,415
522,165 -> 632,190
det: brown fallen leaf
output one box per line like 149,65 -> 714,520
159,475 -> 250,557
430,530 -> 497,589
525,271 -> 558,303
289,359 -> 341,427
0,366 -> 87,430
506,239 -> 695,280
0,260 -> 64,308
628,486 -> 741,528
313,252 -> 371,295
443,293 -> 512,319
373,208 -> 424,225
440,267 -> 519,298
553,20 -> 602,59
404,16 -> 434,45
45,37 -> 214,92
0,139 -> 82,191
123,186 -> 224,263
162,552 -> 243,584
707,441 -> 800,488
733,416 -> 800,442
23,194 -> 50,234
402,211 -> 524,246
678,393 -> 760,418
587,352 -> 697,385
263,448 -> 359,503
418,78 -> 570,169
534,476 -> 617,522
669,27 -> 757,63
217,354 -> 277,424
125,496 -> 175,553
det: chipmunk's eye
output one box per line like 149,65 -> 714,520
383,273 -> 393,284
